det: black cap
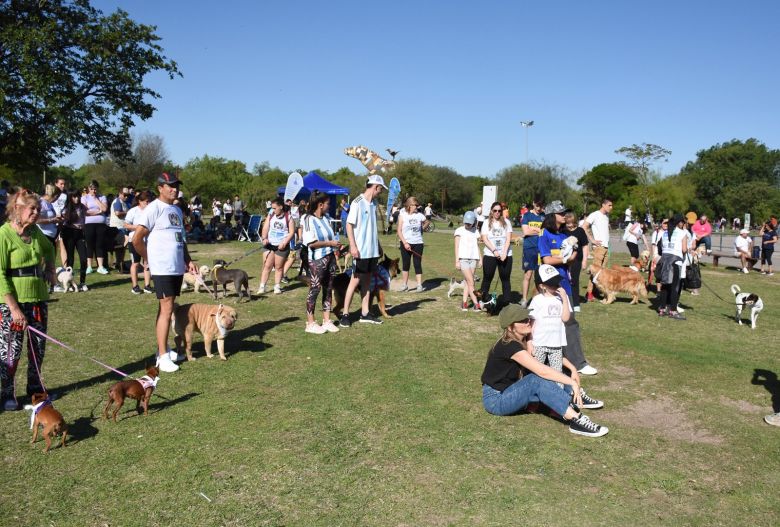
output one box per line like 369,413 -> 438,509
157,172 -> 182,186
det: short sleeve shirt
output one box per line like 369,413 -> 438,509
399,209 -> 425,245
521,211 -> 544,249
454,226 -> 480,260
586,210 -> 610,247
481,218 -> 513,257
346,195 -> 379,259
137,199 -> 185,275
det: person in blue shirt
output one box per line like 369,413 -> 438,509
760,221 -> 778,275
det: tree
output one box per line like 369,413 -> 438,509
494,162 -> 579,214
615,143 -> 671,216
0,0 -> 180,171
577,163 -> 638,210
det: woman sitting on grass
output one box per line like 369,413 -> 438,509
480,304 -> 609,437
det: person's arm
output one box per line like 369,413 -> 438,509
397,213 -> 408,249
260,215 -> 270,245
454,235 -> 461,269
95,195 -> 108,214
501,221 -> 511,261
183,243 -> 197,275
480,225 -> 498,257
582,219 -> 600,246
558,288 -> 571,323
561,356 -> 580,385
347,221 -> 359,258
132,226 -> 149,262
521,219 -> 540,237
510,349 -> 579,390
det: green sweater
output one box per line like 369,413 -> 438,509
0,222 -> 55,303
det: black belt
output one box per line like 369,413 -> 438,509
6,265 -> 43,278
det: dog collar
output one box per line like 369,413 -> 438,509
28,398 -> 51,429
215,312 -> 228,338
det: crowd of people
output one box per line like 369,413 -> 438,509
0,174 -> 777,433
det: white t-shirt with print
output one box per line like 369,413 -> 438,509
399,209 -> 425,245
266,212 -> 290,246
624,222 -> 642,244
454,226 -> 480,260
586,209 -> 610,247
137,199 -> 185,275
529,293 -> 567,348
346,194 -> 380,259
481,218 -> 513,257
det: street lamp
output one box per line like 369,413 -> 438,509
520,120 -> 534,167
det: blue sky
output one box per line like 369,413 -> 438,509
62,0 -> 780,179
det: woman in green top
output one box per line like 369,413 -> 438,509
0,190 -> 56,411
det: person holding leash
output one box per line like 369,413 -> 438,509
133,173 -> 198,373
0,190 -> 57,410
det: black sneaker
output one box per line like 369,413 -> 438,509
143,286 -> 154,294
131,285 -> 142,295
579,388 -> 604,409
569,414 -> 608,437
359,313 -> 383,325
339,315 -> 351,328
280,277 -> 290,285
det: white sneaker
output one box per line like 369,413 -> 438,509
256,284 -> 266,294
742,267 -> 749,274
52,285 -> 65,293
305,322 -> 326,334
85,266 -> 93,274
96,266 -> 109,275
321,320 -> 340,333
273,284 -> 282,294
79,284 -> 88,292
168,349 -> 184,363
578,364 -> 598,375
573,306 -> 581,312
156,352 -> 179,372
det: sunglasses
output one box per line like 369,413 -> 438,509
492,208 -> 502,213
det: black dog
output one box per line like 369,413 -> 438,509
211,259 -> 250,301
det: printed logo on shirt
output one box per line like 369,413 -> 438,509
168,213 -> 182,227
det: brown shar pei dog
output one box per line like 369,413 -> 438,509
589,264 -> 648,305
171,303 -> 238,361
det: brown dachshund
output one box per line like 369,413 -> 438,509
103,366 -> 160,422
28,393 -> 67,453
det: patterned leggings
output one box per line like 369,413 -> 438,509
0,302 -> 48,401
533,345 -> 564,387
306,253 -> 337,316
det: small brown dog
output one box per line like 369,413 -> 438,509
589,264 -> 648,305
171,303 -> 238,361
103,366 -> 160,422
27,393 -> 67,452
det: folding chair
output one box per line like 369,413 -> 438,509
242,214 -> 263,242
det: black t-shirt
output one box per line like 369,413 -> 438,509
562,226 -> 588,264
480,338 -> 530,392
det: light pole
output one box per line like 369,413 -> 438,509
520,120 -> 534,168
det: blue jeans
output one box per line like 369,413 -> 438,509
697,235 -> 711,251
482,374 -> 573,417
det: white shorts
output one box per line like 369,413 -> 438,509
459,258 -> 478,270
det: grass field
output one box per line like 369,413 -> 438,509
1,231 -> 779,526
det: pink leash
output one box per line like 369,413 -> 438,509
26,326 -> 130,378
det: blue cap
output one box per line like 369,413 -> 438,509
464,211 -> 477,225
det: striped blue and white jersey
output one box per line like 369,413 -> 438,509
346,195 -> 379,259
302,214 -> 337,261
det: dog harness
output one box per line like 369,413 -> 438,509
591,269 -> 602,285
137,375 -> 159,390
28,397 -> 51,429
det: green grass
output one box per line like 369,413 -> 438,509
1,233 -> 779,526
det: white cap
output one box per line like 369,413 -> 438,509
367,174 -> 388,189
740,228 -> 750,235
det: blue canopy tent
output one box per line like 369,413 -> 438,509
277,171 -> 350,230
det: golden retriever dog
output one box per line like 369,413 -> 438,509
171,303 -> 238,361
589,264 -> 648,305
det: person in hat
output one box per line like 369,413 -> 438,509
133,173 -> 199,373
454,210 -> 483,312
339,174 -> 387,327
530,264 -> 604,409
656,214 -> 688,319
539,200 -> 598,375
480,304 -> 608,437
734,228 -> 753,274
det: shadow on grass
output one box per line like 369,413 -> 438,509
389,298 -> 436,316
424,277 -> 449,289
68,415 -> 100,444
227,316 -> 300,355
752,369 -> 780,411
84,278 -> 134,290
112,391 -> 202,421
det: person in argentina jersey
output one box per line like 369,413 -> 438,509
301,191 -> 341,334
133,173 -> 198,373
339,175 -> 387,327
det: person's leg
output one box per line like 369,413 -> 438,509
259,250 -> 274,291
156,296 -> 175,356
570,262 -> 581,308
342,274 -> 361,317
94,223 -> 107,270
463,266 -> 479,307
399,244 -> 411,288
130,262 -> 139,288
412,244 -> 424,288
668,265 -> 682,312
0,304 -> 25,405
481,256 -> 497,299
83,223 -> 96,270
497,256 -> 513,305
522,270 -> 533,305
358,272 -> 372,316
563,315 -> 589,370
322,254 -> 337,323
76,236 -> 88,285
57,236 -> 67,268
482,374 -> 574,417
25,303 -> 47,395
306,257 -> 325,325
273,254 -> 287,291
767,249 -> 774,274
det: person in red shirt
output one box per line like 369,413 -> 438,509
691,215 -> 713,254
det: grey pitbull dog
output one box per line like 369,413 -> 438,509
211,259 -> 251,301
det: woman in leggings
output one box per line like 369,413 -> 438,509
480,201 -> 513,309
61,190 -> 89,291
657,214 -> 688,320
397,196 -> 428,292
80,180 -> 108,274
301,192 -> 340,334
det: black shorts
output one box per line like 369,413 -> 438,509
627,242 -> 640,259
152,275 -> 183,299
128,243 -> 145,264
353,256 -> 379,275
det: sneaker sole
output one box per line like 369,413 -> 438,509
569,425 -> 609,437
581,402 -> 604,410
359,319 -> 383,324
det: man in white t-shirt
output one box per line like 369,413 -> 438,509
583,198 -> 613,302
624,205 -> 632,227
133,173 -> 198,373
339,174 -> 387,327
734,228 -> 753,274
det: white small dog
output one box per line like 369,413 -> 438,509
447,277 -> 465,298
731,284 -> 763,329
181,265 -> 212,293
56,266 -> 78,292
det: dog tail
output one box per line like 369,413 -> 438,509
730,284 -> 741,296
